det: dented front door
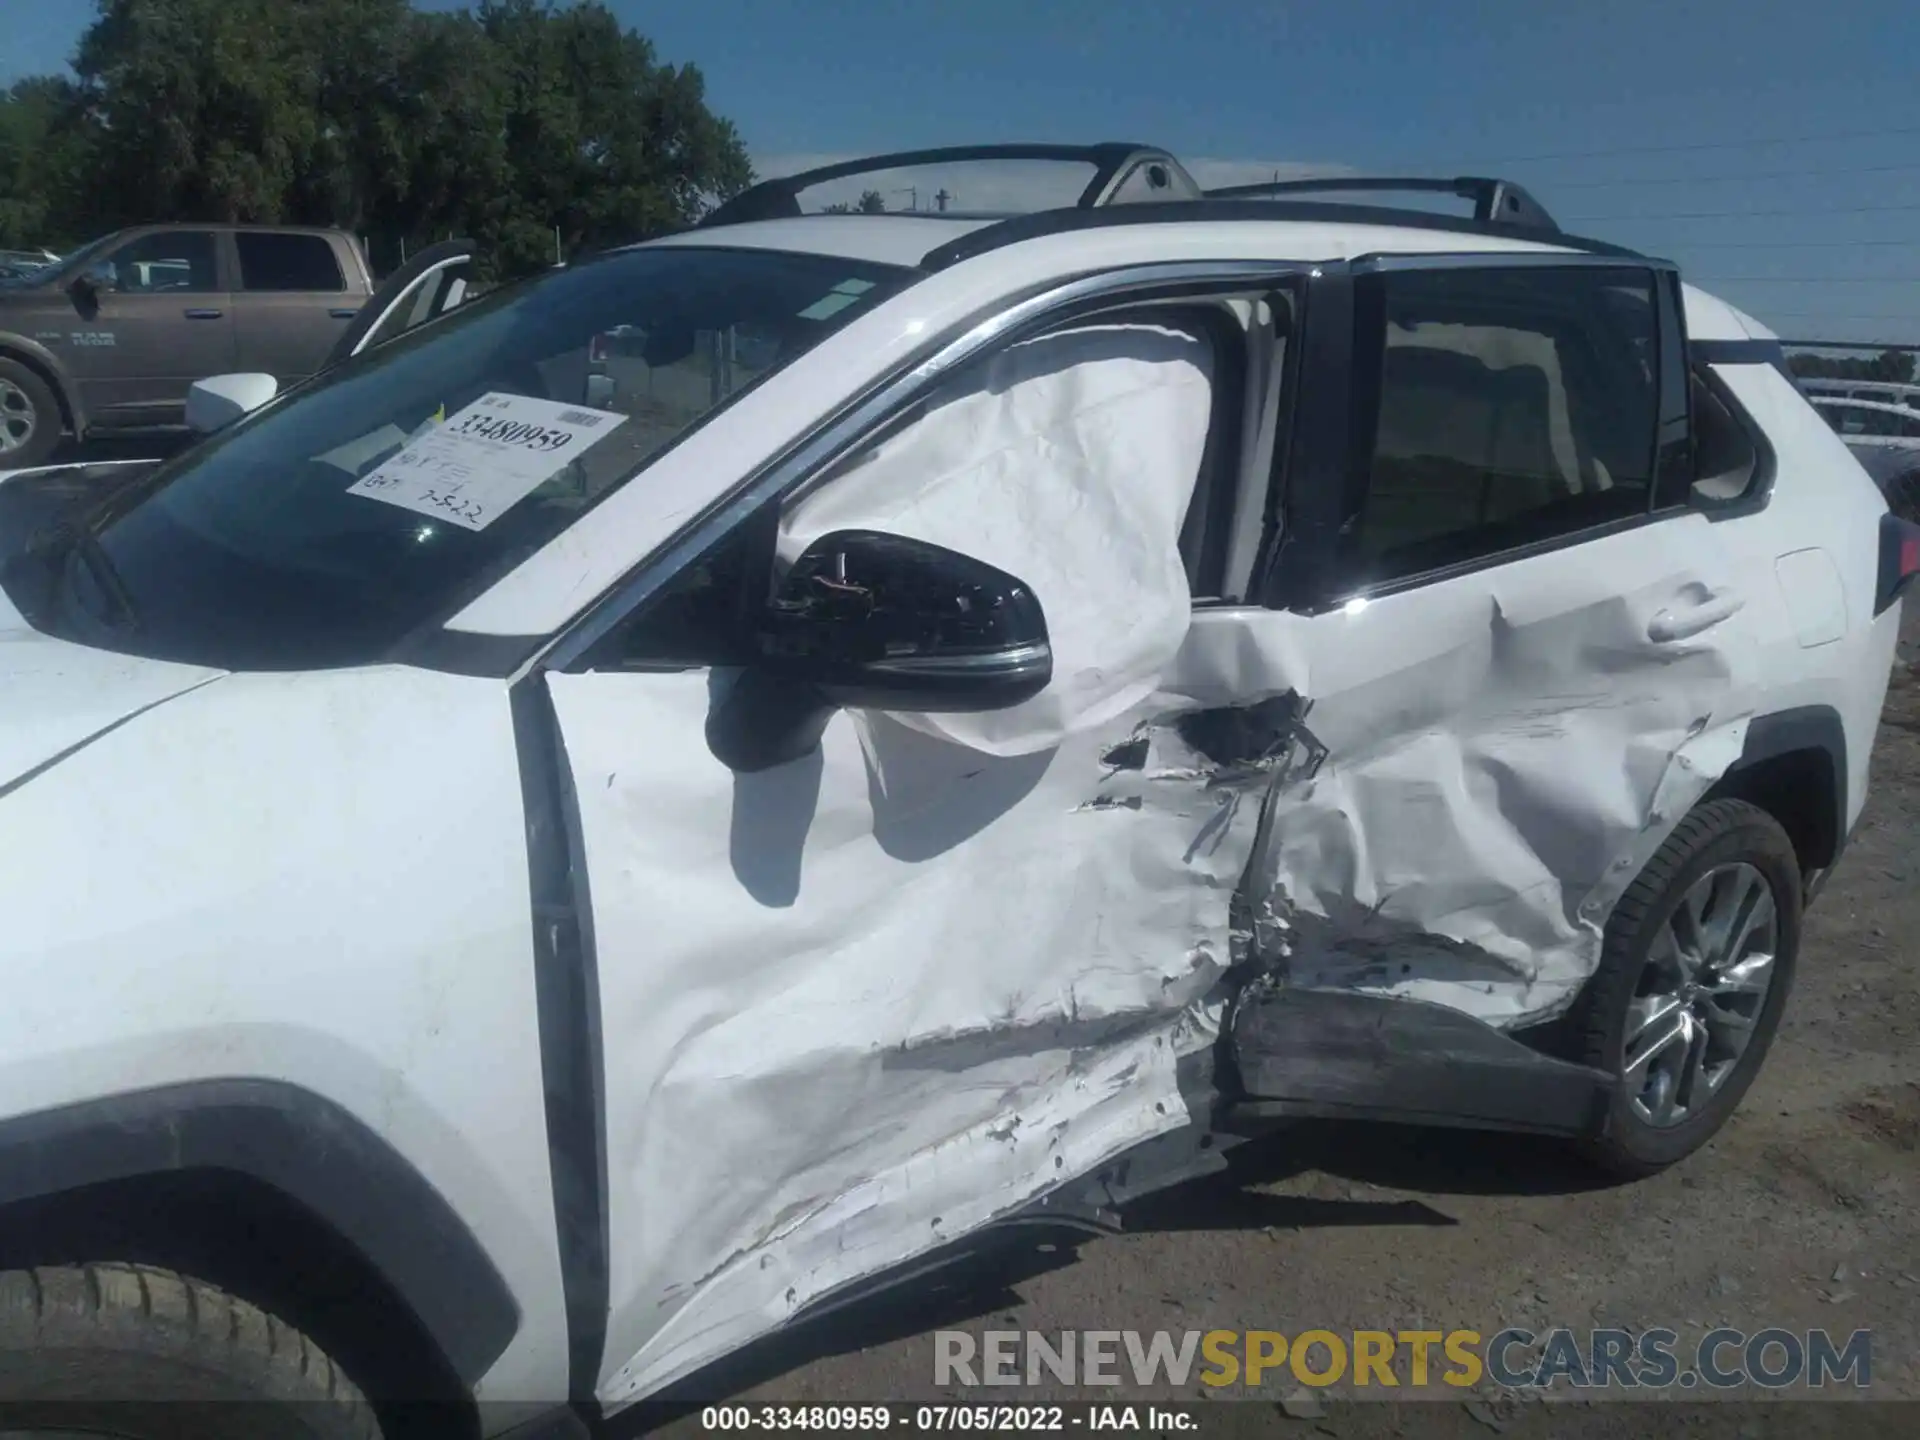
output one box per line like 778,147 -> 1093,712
544,317 -> 1271,1406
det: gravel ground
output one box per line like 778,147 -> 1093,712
638,612 -> 1920,1436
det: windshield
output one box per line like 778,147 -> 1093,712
2,245 -> 911,668
0,231 -> 122,289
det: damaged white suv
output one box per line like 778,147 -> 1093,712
0,146 -> 1910,1436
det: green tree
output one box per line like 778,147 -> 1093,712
5,0 -> 752,278
0,76 -> 91,249
822,189 -> 887,215
1791,349 -> 1918,384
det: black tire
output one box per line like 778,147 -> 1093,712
0,357 -> 63,470
1884,467 -> 1920,524
0,1263 -> 380,1439
1574,798 -> 1801,1177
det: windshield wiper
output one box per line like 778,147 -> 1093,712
25,519 -> 142,631
70,524 -> 141,630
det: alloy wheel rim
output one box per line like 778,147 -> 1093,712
0,376 -> 36,454
1622,861 -> 1779,1129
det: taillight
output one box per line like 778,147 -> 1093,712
1875,511 -> 1920,614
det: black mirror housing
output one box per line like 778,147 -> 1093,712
706,529 -> 1052,772
71,260 -> 115,297
763,529 -> 1051,709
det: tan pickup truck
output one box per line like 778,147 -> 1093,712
0,224 -> 375,467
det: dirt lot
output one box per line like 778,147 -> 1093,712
646,616 -> 1920,1435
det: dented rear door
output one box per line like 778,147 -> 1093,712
1216,254 -> 1759,1046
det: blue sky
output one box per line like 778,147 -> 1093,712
6,0 -> 1919,343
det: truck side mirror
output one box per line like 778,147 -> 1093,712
69,261 -> 116,298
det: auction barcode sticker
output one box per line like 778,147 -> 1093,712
346,391 -> 627,531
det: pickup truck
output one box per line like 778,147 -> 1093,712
0,223 -> 374,468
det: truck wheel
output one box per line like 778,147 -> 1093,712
1575,799 -> 1801,1177
0,1263 -> 379,1439
0,358 -> 63,470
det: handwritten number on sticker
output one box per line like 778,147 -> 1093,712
422,488 -> 485,524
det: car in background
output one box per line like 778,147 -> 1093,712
1812,394 -> 1920,449
1801,378 -> 1920,411
0,250 -> 58,283
1808,395 -> 1920,520
0,224 -> 375,468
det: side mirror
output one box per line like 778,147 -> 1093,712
706,529 -> 1052,772
70,260 -> 116,297
185,373 -> 279,434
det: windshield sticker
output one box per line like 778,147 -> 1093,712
344,391 -> 627,531
795,277 -> 879,322
797,292 -> 859,321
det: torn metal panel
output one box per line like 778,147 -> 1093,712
1155,510 -> 1758,1027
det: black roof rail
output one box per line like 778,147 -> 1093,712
699,143 -> 1203,228
918,198 -> 1644,273
1202,175 -> 1558,232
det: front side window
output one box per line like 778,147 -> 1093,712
237,232 -> 345,292
1341,264 -> 1660,586
0,247 -> 911,670
106,231 -> 219,293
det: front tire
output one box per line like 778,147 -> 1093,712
1575,799 -> 1801,1177
0,358 -> 62,471
0,1263 -> 380,1439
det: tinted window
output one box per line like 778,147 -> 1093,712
105,231 -> 218,293
1343,265 -> 1658,584
237,233 -> 346,292
3,247 -> 910,671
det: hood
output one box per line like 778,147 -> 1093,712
0,591 -> 225,793
0,471 -> 226,792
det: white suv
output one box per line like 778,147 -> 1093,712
0,145 -> 1909,1437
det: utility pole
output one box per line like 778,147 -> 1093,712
934,187 -> 953,212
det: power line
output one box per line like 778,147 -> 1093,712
1460,124 -> 1920,167
1693,276 -> 1920,283
1678,238 -> 1919,249
1732,311 -> 1920,321
1563,201 -> 1920,222
1547,160 -> 1920,190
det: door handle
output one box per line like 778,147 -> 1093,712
328,308 -> 359,319
183,308 -> 223,320
1647,593 -> 1743,643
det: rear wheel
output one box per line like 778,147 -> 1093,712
0,1263 -> 380,1439
1884,466 -> 1920,524
0,358 -> 62,470
1574,799 -> 1801,1177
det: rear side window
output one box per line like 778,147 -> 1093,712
1342,265 -> 1660,586
236,233 -> 346,292
1691,369 -> 1763,501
